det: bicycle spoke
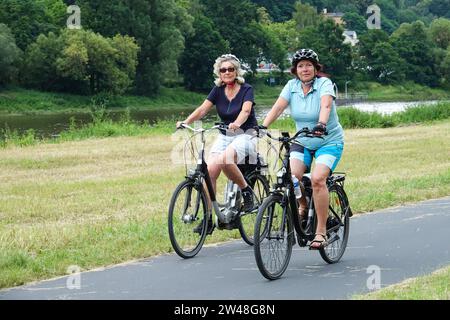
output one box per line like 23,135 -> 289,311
320,184 -> 350,264
254,195 -> 293,279
168,181 -> 208,258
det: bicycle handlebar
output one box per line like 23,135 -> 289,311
177,123 -> 327,143
254,125 -> 328,143
177,122 -> 229,132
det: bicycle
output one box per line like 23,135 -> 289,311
168,123 -> 270,259
253,127 -> 352,280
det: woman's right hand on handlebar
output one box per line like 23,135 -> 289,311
253,125 -> 268,138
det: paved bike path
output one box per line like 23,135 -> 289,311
1,197 -> 449,300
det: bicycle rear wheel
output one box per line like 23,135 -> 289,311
168,179 -> 208,259
320,184 -> 350,263
254,194 -> 293,280
238,173 -> 270,245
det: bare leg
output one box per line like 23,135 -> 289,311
310,164 -> 331,247
220,146 -> 247,189
290,158 -> 307,218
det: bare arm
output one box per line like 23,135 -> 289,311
262,97 -> 289,128
229,101 -> 253,130
177,99 -> 214,127
318,95 -> 333,125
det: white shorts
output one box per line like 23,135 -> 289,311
210,133 -> 257,164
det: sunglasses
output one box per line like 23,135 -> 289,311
219,67 -> 235,73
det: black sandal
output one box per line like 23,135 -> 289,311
309,233 -> 328,250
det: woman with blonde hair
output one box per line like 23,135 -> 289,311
176,54 -> 258,234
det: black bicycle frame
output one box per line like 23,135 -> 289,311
195,148 -> 217,202
272,140 -> 306,239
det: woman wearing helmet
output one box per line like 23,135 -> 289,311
262,49 -> 344,250
176,54 -> 258,233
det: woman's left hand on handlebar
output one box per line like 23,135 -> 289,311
312,122 -> 327,136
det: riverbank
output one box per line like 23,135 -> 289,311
1,101 -> 449,148
0,86 -> 204,115
361,82 -> 450,102
1,83 -> 450,115
0,120 -> 449,289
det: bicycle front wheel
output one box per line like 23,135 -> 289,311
254,194 -> 294,280
168,179 -> 208,259
320,184 -> 350,263
239,173 -> 270,245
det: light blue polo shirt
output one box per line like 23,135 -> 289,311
280,77 -> 344,150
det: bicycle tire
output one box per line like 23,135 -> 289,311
238,172 -> 270,245
168,179 -> 209,259
254,194 -> 294,280
319,183 -> 350,263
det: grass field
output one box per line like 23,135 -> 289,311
0,119 -> 449,289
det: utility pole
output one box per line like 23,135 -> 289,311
333,82 -> 339,99
345,81 -> 351,99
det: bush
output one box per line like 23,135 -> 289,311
338,101 -> 450,128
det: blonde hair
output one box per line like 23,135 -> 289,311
213,54 -> 245,87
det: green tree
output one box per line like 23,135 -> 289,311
22,32 -> 65,91
250,0 -> 297,22
356,29 -> 412,84
428,0 -> 450,18
179,14 -> 229,91
77,0 -> 193,96
297,19 -> 353,84
266,19 -> 299,52
259,23 -> 288,72
58,30 -> 139,94
257,7 -> 273,25
23,30 -> 139,94
343,11 -> 367,35
201,0 -> 264,69
432,47 -> 449,86
357,29 -> 390,62
397,8 -> 421,24
37,0 -> 66,27
428,18 -> 450,49
0,0 -> 57,50
440,49 -> 450,86
369,42 -> 406,83
390,21 -> 439,86
0,24 -> 22,86
293,1 -> 320,29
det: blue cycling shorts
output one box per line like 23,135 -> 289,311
290,143 -> 344,172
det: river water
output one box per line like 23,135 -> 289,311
0,100 -> 442,138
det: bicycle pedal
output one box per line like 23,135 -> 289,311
297,237 -> 308,247
217,220 -> 239,230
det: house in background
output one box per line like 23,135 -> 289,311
322,8 -> 344,25
343,30 -> 359,46
323,8 -> 359,46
